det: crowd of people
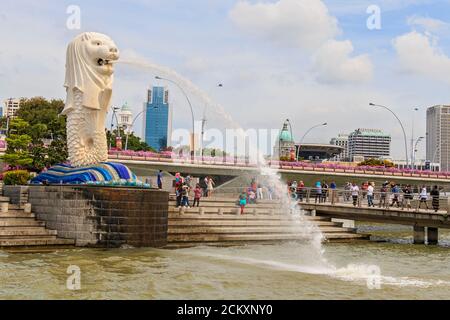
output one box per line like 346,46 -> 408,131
286,180 -> 443,212
170,172 -> 216,209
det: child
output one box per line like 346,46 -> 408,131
181,184 -> 190,208
239,192 -> 247,215
193,184 -> 202,207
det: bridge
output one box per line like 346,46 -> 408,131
297,188 -> 450,245
108,153 -> 450,188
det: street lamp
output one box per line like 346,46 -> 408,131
411,107 -> 419,169
369,103 -> 409,168
125,109 -> 147,151
201,83 -> 223,159
109,106 -> 121,150
296,123 -> 328,161
412,136 -> 425,170
155,76 -> 196,160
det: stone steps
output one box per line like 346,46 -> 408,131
0,218 -> 46,228
168,213 -> 330,221
168,233 -> 367,243
0,197 -> 75,248
0,238 -> 75,247
0,227 -> 57,237
169,219 -> 342,227
168,226 -> 355,235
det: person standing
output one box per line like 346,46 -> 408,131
193,184 -> 202,207
379,182 -> 388,208
157,170 -> 163,190
315,182 -> 322,204
239,192 -> 247,215
181,183 -> 190,208
390,184 -> 400,208
403,185 -> 413,210
257,183 -> 264,200
267,184 -> 274,201
207,177 -> 215,197
330,181 -> 337,203
297,181 -> 305,202
351,183 -> 360,207
430,186 -> 440,212
419,186 -> 429,210
367,182 -> 374,207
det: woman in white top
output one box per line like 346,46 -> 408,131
351,183 -> 360,207
419,186 -> 429,210
207,177 -> 215,197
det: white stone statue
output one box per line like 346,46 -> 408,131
62,32 -> 119,167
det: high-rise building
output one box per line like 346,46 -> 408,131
330,134 -> 349,161
143,87 -> 172,151
3,98 -> 21,118
426,105 -> 450,171
348,128 -> 391,161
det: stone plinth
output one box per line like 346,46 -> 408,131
28,185 -> 168,248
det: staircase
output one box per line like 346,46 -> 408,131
0,196 -> 75,249
167,196 -> 369,247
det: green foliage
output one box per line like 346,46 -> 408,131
107,129 -> 156,152
358,158 -> 395,168
1,97 -> 68,171
1,118 -> 33,167
2,170 -> 31,186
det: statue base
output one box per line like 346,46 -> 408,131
31,162 -> 149,188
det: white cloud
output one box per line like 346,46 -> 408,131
229,0 -> 373,83
313,40 -> 373,83
393,31 -> 450,83
407,15 -> 450,34
230,0 -> 339,51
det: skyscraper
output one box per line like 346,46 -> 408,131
426,105 -> 450,171
143,87 -> 172,151
348,128 -> 391,161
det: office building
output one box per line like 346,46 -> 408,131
3,98 -> 21,118
348,128 -> 391,161
330,134 -> 349,161
426,105 -> 450,171
143,87 -> 172,151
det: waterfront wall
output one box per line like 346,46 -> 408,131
27,185 -> 169,248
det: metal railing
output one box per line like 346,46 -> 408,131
108,151 -> 450,180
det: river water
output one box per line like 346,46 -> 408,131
1,224 -> 449,300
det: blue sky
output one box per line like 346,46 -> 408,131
1,0 -> 450,158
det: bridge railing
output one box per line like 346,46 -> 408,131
294,187 -> 450,213
209,185 -> 450,213
108,151 -> 450,180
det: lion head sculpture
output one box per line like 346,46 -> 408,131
63,32 -> 119,115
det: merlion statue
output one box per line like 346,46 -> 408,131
32,32 -> 146,186
63,32 -> 119,167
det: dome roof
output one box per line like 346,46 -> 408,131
279,123 -> 293,142
121,102 -> 132,112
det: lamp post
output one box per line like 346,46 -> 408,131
412,136 -> 425,170
109,106 -> 121,150
201,83 -> 223,159
369,103 -> 409,168
155,76 -> 196,160
125,109 -> 146,151
411,107 -> 419,169
296,123 -> 328,161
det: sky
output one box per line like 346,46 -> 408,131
1,0 -> 450,159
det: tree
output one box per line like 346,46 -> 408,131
14,97 -> 68,170
107,129 -> 156,152
1,118 -> 33,168
358,159 -> 395,168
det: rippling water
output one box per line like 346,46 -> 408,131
1,225 -> 449,300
